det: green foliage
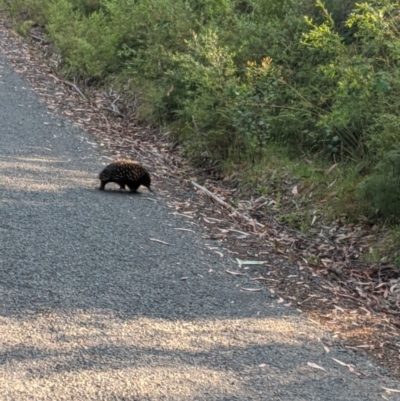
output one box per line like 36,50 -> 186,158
45,0 -> 120,78
303,0 -> 400,161
113,0 -> 198,80
16,19 -> 34,36
6,0 -> 51,26
359,149 -> 400,221
165,30 -> 239,161
68,0 -> 102,15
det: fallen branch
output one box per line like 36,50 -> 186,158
29,34 -> 49,44
49,74 -> 87,100
191,181 -> 264,230
101,106 -> 125,118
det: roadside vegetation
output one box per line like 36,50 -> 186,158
4,0 -> 400,262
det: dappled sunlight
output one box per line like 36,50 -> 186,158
0,313 -> 308,354
0,312 -> 316,399
0,366 -> 240,400
0,155 -> 95,193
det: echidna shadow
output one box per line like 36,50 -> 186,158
98,159 -> 152,193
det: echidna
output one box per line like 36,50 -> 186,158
98,159 -> 152,192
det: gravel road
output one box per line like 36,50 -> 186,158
0,53 -> 399,401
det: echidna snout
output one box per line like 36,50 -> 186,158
141,173 -> 152,192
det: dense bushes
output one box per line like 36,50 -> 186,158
359,150 -> 400,218
6,0 -> 400,220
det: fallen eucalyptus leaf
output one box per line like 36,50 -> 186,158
226,270 -> 245,276
236,258 -> 267,267
382,387 -> 400,393
307,362 -> 326,372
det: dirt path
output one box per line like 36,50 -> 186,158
0,38 -> 399,400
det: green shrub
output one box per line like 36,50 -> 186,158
68,0 -> 102,15
45,0 -> 120,78
6,0 -> 51,26
163,29 -> 239,162
359,150 -> 400,220
16,19 -> 35,36
302,0 -> 400,160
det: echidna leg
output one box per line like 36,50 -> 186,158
128,184 -> 139,193
99,180 -> 108,190
118,183 -> 127,190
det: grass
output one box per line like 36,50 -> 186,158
260,156 -> 400,264
217,145 -> 400,265
226,144 -> 367,221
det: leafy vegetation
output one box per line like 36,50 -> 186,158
5,0 -> 400,257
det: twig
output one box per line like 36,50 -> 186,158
49,74 -> 86,100
191,181 -> 264,230
250,277 -> 279,282
174,228 -> 195,233
149,238 -> 171,245
101,106 -> 125,118
29,34 -> 49,44
226,270 -> 245,276
168,212 -> 194,219
62,80 -> 87,100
